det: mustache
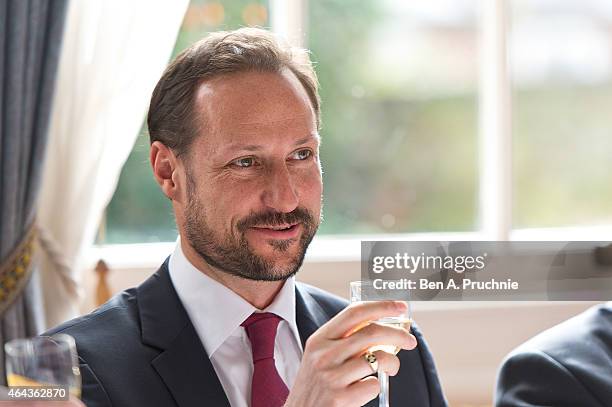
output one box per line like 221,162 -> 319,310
236,207 -> 315,232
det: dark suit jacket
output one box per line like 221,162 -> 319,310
495,303 -> 612,407
46,259 -> 447,406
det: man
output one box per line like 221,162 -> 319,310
46,28 -> 446,407
496,302 -> 612,406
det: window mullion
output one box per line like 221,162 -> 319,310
270,0 -> 308,47
479,0 -> 512,241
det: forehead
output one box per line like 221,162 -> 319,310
193,69 -> 317,150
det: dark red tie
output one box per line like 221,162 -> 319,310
241,312 -> 290,407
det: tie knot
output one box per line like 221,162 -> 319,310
241,312 -> 283,362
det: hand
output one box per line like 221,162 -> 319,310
285,301 -> 417,407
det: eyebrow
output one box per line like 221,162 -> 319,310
293,134 -> 320,146
224,133 -> 320,153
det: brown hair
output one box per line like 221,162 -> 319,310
147,27 -> 321,157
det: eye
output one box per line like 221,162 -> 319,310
290,149 -> 312,161
231,157 -> 257,168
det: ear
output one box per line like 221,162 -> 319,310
150,141 -> 183,202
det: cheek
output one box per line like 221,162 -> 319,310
296,169 -> 323,207
208,178 -> 260,226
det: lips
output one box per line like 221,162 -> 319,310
255,223 -> 296,230
248,223 -> 301,239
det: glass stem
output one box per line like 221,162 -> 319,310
379,371 -> 389,407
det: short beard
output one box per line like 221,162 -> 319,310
183,177 -> 319,281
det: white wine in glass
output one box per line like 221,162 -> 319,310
350,281 -> 412,407
5,333 -> 82,399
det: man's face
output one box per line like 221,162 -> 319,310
181,69 -> 322,281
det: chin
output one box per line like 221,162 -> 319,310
251,236 -> 299,252
259,239 -> 302,259
264,242 -> 301,259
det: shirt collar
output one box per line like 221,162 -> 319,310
168,237 -> 300,357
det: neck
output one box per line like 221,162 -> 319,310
180,239 -> 285,310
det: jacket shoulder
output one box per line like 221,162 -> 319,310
45,288 -> 138,337
506,303 -> 612,358
43,287 -> 146,371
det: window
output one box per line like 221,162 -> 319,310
511,0 -> 612,229
309,0 -> 479,234
102,0 -> 612,246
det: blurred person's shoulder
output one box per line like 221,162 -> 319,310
496,303 -> 612,407
509,302 -> 612,355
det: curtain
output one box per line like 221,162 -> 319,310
37,0 -> 188,328
0,0 -> 68,383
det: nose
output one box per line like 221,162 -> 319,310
261,163 -> 299,213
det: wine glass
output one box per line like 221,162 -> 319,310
4,334 -> 82,399
350,281 -> 412,407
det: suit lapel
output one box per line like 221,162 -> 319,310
150,325 -> 230,407
137,260 -> 230,407
295,283 -> 330,347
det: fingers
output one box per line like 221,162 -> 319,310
318,301 -> 409,339
345,376 -> 381,407
289,301 -> 416,407
334,351 -> 401,387
333,322 -> 416,363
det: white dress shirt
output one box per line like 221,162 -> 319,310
168,239 -> 303,407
